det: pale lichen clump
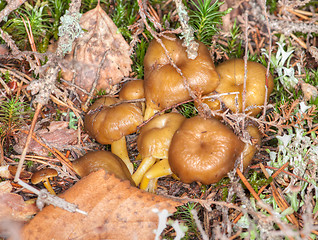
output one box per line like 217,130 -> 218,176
58,10 -> 83,54
267,102 -> 318,214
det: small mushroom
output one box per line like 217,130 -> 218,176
119,79 -> 145,114
132,112 -> 186,189
143,34 -> 219,120
31,169 -> 58,195
168,116 -> 244,184
204,59 -> 274,116
119,80 -> 145,101
72,150 -> 135,186
84,97 -> 143,174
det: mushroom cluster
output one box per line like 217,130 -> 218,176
80,35 -> 270,193
143,34 -> 219,119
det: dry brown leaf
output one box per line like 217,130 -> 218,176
0,192 -> 38,222
13,121 -> 77,156
22,170 -> 184,240
0,181 -> 12,193
62,4 -> 132,100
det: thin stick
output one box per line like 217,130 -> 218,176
14,103 -> 42,182
242,10 -> 249,123
0,138 -> 4,166
259,0 -> 272,119
259,163 -> 300,228
236,168 -> 295,240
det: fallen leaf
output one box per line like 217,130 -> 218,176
0,181 -> 12,193
62,4 -> 132,101
0,192 -> 38,222
22,170 -> 184,240
300,81 -> 318,102
13,121 -> 77,156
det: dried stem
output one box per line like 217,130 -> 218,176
258,0 -> 272,119
242,10 -> 249,128
14,103 -> 43,182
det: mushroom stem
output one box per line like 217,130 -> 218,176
42,179 -> 56,195
140,158 -> 172,192
111,136 -> 134,174
132,156 -> 156,186
143,106 -> 159,121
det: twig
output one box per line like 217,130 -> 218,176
259,163 -> 300,228
17,179 -> 87,215
236,168 -> 296,240
83,50 -> 109,111
0,139 -> 4,166
190,209 -> 209,240
14,103 -> 43,182
242,10 -> 249,127
256,1 -> 270,120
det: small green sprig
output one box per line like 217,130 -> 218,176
2,0 -> 50,50
0,96 -> 31,138
188,0 -> 231,45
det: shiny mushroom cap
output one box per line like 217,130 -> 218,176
84,97 -> 143,144
168,116 -> 244,185
31,169 -> 58,185
143,34 -> 219,111
72,150 -> 135,186
214,58 -> 274,116
119,80 -> 145,101
31,168 -> 58,195
137,112 -> 186,159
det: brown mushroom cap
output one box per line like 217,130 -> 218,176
119,80 -> 145,101
84,97 -> 143,144
31,169 -> 58,185
137,112 -> 186,159
132,112 -> 186,186
143,35 -> 219,111
168,116 -> 244,185
72,151 -> 135,186
87,96 -> 119,110
213,59 -> 274,116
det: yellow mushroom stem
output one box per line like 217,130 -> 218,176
143,106 -> 159,121
111,136 -> 134,174
132,156 -> 156,186
140,102 -> 146,116
140,158 -> 172,192
42,178 -> 56,195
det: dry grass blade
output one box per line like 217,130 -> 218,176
259,163 -> 300,228
236,168 -> 296,240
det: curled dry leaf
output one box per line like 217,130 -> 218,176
13,121 -> 77,156
62,4 -> 132,101
300,81 -> 318,102
0,181 -> 38,238
22,170 -> 184,240
0,181 -> 12,193
0,192 -> 38,222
